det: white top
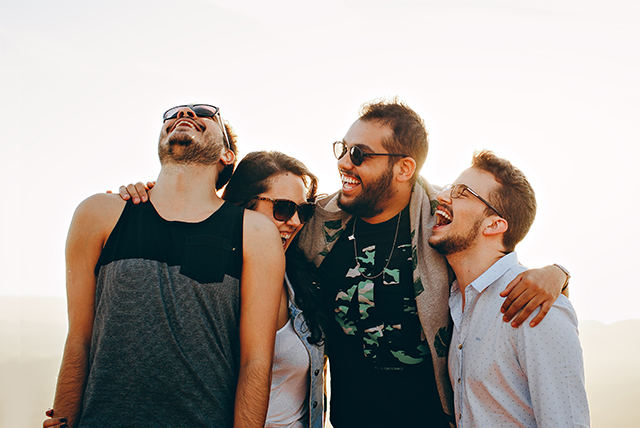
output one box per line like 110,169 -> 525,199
265,318 -> 311,428
448,252 -> 590,428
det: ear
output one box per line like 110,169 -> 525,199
395,157 -> 417,183
483,217 -> 508,236
219,148 -> 235,166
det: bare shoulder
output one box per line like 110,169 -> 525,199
242,210 -> 281,250
70,193 -> 127,241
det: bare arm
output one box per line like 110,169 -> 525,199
499,264 -> 568,328
234,211 -> 285,428
47,194 -> 124,428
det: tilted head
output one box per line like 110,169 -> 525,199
157,104 -> 238,189
430,150 -> 536,256
334,98 -> 428,220
222,151 -> 318,250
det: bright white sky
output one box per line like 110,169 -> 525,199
1,0 -> 638,324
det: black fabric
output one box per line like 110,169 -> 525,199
319,205 -> 448,428
80,201 -> 244,428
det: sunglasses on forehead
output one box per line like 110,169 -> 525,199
255,197 -> 315,223
163,104 -> 230,149
333,141 -> 408,166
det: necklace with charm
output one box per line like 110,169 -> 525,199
348,210 -> 402,280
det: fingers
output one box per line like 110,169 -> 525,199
499,273 -> 522,298
119,185 -> 131,201
528,300 -> 554,328
500,273 -> 526,315
147,181 -> 156,189
133,182 -> 149,202
43,417 -> 67,427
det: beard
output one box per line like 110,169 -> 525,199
158,132 -> 222,166
337,163 -> 395,218
429,217 -> 484,256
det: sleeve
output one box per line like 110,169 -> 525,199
517,297 -> 591,428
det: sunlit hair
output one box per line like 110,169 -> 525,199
222,150 -> 324,344
222,151 -> 318,208
358,97 -> 428,183
216,121 -> 238,190
471,150 -> 537,253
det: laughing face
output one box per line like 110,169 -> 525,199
253,173 -> 308,251
429,168 -> 499,256
158,106 -> 226,165
336,119 -> 398,219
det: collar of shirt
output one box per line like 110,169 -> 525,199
449,252 -> 520,327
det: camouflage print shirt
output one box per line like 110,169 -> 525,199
297,177 -> 456,428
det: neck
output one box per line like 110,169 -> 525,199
446,242 -> 505,307
360,184 -> 412,224
148,162 -> 223,222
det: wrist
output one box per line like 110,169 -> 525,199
553,263 -> 571,292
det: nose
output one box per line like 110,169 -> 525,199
176,107 -> 196,119
337,148 -> 354,170
285,211 -> 303,229
437,188 -> 452,204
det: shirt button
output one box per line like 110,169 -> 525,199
313,401 -> 318,408
457,378 -> 461,384
458,344 -> 463,350
314,369 -> 320,376
459,414 -> 462,420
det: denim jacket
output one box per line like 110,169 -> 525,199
286,273 -> 325,428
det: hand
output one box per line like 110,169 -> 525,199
114,181 -> 155,204
43,409 -> 67,428
499,265 -> 565,328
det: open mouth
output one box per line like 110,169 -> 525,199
280,232 -> 292,247
341,172 -> 361,192
435,208 -> 452,227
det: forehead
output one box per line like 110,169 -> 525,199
343,119 -> 393,152
261,173 -> 307,203
455,167 -> 499,196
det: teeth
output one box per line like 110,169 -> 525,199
281,233 -> 291,240
341,174 -> 360,185
436,209 -> 452,221
175,120 -> 195,129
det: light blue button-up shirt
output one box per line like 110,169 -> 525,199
448,252 -> 590,427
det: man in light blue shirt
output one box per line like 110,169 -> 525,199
428,150 -> 590,427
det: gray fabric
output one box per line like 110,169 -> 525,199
80,259 -> 241,428
297,177 -> 455,426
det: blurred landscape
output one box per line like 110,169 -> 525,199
2,296 -> 639,427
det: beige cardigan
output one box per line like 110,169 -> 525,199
297,176 -> 455,427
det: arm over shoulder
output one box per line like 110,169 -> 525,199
234,210 -> 286,428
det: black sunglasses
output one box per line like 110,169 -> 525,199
163,104 -> 220,121
443,183 -> 504,218
333,141 -> 407,166
163,104 -> 230,149
255,197 -> 315,223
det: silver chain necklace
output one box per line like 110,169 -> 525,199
348,211 -> 402,280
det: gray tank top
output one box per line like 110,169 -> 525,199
79,201 -> 244,428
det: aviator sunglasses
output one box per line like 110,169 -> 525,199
255,197 -> 315,223
162,104 -> 230,149
443,183 -> 504,218
333,140 -> 408,166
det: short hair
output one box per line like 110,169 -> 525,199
471,150 -> 537,253
358,98 -> 428,183
222,150 -> 318,209
216,121 -> 239,189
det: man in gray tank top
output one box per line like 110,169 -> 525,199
45,105 -> 285,428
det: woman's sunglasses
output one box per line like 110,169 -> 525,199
255,197 -> 315,223
333,140 -> 407,166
